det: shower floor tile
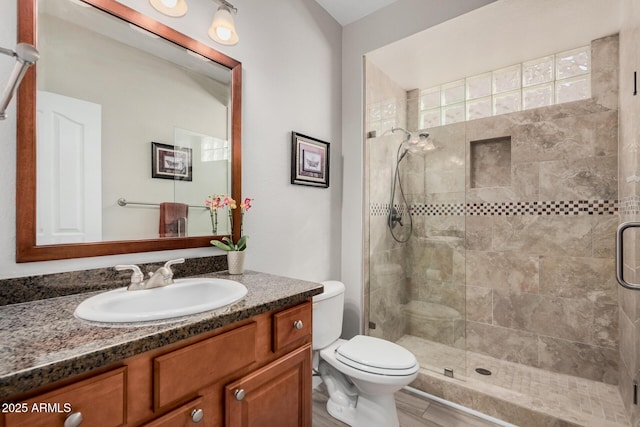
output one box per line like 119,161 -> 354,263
397,335 -> 630,427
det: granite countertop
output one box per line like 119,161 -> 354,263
0,270 -> 323,399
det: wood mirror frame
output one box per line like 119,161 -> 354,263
16,0 -> 242,262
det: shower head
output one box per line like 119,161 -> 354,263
391,127 -> 434,153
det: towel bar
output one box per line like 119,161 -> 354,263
117,198 -> 208,209
616,222 -> 640,290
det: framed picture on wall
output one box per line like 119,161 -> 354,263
151,142 -> 192,181
291,132 -> 330,188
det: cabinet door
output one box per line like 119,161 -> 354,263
225,344 -> 311,427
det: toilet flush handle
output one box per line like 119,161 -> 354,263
293,320 -> 303,330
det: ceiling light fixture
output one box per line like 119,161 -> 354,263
208,0 -> 239,46
149,0 -> 188,17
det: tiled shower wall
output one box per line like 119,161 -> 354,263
366,34 -> 621,385
461,37 -> 620,384
617,0 -> 640,423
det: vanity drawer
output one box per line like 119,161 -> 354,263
153,322 -> 257,409
272,301 -> 312,352
3,367 -> 126,427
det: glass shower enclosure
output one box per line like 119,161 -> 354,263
365,111 -> 467,378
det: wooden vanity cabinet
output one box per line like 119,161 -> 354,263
1,301 -> 312,427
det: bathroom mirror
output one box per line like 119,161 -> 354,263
16,0 -> 242,262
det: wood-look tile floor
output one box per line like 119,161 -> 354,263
312,383 -> 502,427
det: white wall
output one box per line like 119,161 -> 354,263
340,0 -> 497,337
0,0 -> 342,280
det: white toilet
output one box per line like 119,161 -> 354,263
313,280 -> 419,427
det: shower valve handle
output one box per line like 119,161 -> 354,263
388,207 -> 404,228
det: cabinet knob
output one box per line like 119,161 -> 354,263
293,320 -> 303,330
191,408 -> 204,423
64,412 -> 83,427
234,389 -> 246,401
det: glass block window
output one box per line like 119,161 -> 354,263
441,80 -> 465,105
523,55 -> 554,87
493,65 -> 521,94
466,97 -> 492,121
556,47 -> 590,80
493,90 -> 521,115
420,87 -> 441,110
466,73 -> 492,100
201,137 -> 229,162
443,103 -> 465,125
417,45 -> 590,127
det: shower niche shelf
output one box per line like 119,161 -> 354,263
470,136 -> 512,188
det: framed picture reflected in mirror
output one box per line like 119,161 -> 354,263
151,142 -> 193,181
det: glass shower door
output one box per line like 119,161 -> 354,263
366,122 -> 467,379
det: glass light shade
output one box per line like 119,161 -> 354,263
149,0 -> 187,17
208,6 -> 239,45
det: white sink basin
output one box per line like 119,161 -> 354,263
74,278 -> 248,323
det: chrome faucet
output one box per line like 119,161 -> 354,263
115,264 -> 145,291
145,258 -> 185,289
115,258 -> 185,291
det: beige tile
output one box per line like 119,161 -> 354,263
539,155 -> 617,201
466,250 -> 539,293
592,215 -> 618,258
511,115 -> 595,164
512,161 -> 540,201
467,321 -> 539,366
594,110 -> 619,157
492,216 -> 593,257
537,335 -> 618,384
539,256 -> 617,304
591,34 -> 619,110
465,216 -> 492,251
593,302 -> 619,349
466,286 -> 492,324
401,335 -> 629,427
492,290 -> 593,343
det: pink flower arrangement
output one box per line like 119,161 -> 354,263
205,194 -> 226,235
208,194 -> 253,251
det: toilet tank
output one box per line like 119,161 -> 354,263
312,280 -> 345,350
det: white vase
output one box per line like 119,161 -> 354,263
227,250 -> 245,274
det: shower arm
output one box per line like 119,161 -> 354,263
0,43 -> 40,120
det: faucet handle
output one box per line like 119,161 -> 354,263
115,264 -> 144,289
163,258 -> 185,273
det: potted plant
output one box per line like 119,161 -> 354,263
207,195 -> 252,274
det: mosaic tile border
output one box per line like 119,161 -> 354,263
370,199 -> 619,217
619,196 -> 640,215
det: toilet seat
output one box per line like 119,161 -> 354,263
335,335 -> 418,376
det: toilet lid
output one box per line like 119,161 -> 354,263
335,335 -> 417,374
